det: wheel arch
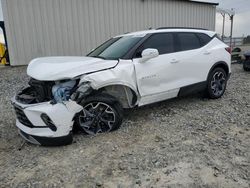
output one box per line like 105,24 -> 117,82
207,61 -> 230,80
92,84 -> 139,108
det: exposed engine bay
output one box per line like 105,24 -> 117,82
16,78 -> 92,105
16,79 -> 55,104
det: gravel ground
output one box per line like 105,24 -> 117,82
0,64 -> 249,188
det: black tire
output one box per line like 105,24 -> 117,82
75,93 -> 123,135
206,67 -> 228,99
243,64 -> 249,71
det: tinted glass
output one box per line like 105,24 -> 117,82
88,38 -> 119,57
178,33 -> 201,51
88,36 -> 143,60
135,33 -> 174,57
196,33 -> 211,46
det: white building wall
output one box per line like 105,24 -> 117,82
1,0 -> 216,66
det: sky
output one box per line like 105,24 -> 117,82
0,1 -> 249,37
214,0 -> 250,37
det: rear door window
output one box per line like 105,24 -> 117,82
177,33 -> 201,51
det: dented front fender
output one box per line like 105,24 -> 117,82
80,60 -> 139,96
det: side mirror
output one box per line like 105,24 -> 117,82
140,48 -> 159,63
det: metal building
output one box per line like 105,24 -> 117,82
1,0 -> 218,66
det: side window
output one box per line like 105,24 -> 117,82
135,33 -> 174,57
177,33 -> 201,51
196,33 -> 212,46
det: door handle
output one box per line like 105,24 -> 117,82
170,59 -> 179,64
204,51 -> 211,55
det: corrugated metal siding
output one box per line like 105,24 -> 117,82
1,0 -> 216,66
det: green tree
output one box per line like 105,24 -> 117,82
243,36 -> 250,44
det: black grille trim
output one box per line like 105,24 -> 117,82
14,106 -> 34,128
14,105 -> 49,129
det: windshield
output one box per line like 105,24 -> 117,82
87,35 -> 143,60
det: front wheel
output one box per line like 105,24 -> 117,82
75,93 -> 123,135
206,68 -> 228,99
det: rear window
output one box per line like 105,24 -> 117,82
177,33 -> 201,51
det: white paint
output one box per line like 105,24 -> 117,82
82,59 -> 139,96
27,56 -> 118,81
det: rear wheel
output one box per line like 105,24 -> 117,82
75,93 -> 123,135
206,68 -> 228,99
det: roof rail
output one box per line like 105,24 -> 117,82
156,27 -> 208,30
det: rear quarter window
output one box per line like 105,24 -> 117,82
196,33 -> 212,46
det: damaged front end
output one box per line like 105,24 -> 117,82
11,78 -> 92,146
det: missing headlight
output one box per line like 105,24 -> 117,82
52,80 -> 76,103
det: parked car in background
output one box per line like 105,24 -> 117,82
231,47 -> 243,64
243,51 -> 250,71
11,28 -> 231,146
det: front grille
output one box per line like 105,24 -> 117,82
14,106 -> 34,128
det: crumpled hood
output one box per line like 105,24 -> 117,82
27,56 -> 118,81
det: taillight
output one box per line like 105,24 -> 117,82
225,47 -> 232,54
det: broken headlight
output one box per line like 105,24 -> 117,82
52,80 -> 76,103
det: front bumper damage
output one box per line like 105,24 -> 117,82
11,97 -> 83,146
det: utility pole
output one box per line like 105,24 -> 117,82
217,8 -> 235,47
221,13 -> 226,41
229,12 -> 234,48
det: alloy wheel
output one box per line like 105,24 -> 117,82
210,71 -> 226,97
78,102 -> 116,135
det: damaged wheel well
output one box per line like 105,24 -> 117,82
95,85 -> 138,108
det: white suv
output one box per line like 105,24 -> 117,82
12,28 -> 231,146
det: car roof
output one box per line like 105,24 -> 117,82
117,28 -> 216,38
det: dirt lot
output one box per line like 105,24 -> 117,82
0,64 -> 249,188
